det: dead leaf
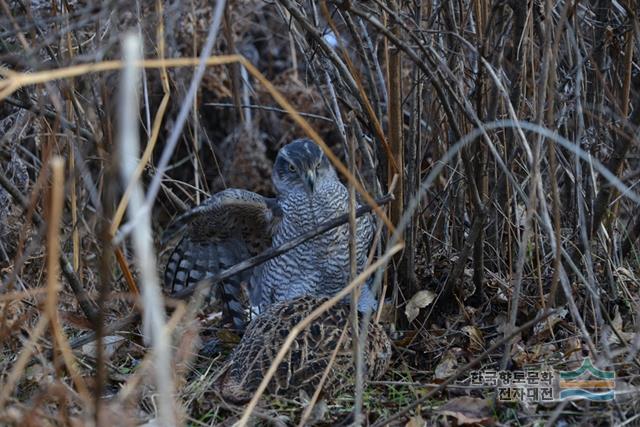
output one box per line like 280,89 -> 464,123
82,335 -> 125,360
533,307 -> 568,337
377,302 -> 396,324
530,342 -> 558,360
611,307 -> 623,331
405,415 -> 426,427
496,286 -> 509,302
437,396 -> 493,425
614,266 -> 635,280
25,364 -> 48,383
511,341 -> 528,367
434,350 -> 458,381
564,337 -> 584,366
405,290 -> 436,323
607,308 -> 636,345
462,325 -> 484,352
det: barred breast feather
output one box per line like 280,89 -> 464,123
254,178 -> 376,312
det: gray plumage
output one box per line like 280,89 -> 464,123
163,189 -> 275,328
254,139 -> 375,312
162,139 -> 376,327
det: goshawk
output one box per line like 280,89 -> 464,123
162,138 -> 376,327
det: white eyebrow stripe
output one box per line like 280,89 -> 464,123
279,149 -> 292,163
304,144 -> 313,157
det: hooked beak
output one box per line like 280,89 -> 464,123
303,169 -> 316,194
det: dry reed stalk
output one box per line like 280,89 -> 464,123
0,288 -> 48,302
317,1 -> 399,174
118,33 -> 177,427
0,157 -> 91,411
47,158 -> 92,403
114,248 -> 140,295
110,0 -> 172,236
115,302 -> 188,405
1,51 -> 392,233
4,2 -> 640,424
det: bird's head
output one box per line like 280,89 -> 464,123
272,138 -> 335,196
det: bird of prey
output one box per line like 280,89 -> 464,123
215,295 -> 391,403
162,138 -> 376,328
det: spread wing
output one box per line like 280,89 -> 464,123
162,188 -> 279,329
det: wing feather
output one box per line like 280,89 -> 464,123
162,188 -> 278,329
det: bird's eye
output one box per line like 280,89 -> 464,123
288,163 -> 297,172
315,163 -> 321,170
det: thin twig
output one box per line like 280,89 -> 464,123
135,0 -> 226,229
0,161 -> 99,324
202,103 -> 333,122
46,157 -> 91,403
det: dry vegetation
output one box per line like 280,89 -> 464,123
1,0 -> 640,425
